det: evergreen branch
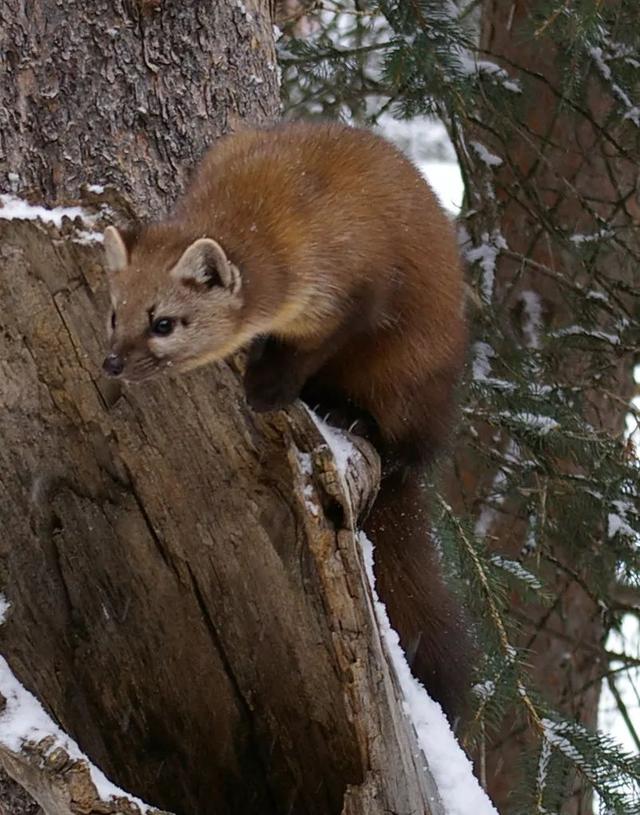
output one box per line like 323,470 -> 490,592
437,497 -> 545,736
458,0 -> 483,21
279,39 -> 398,65
501,250 -> 637,322
610,581 -> 640,611
534,736 -> 553,813
517,609 -> 640,669
541,551 -> 607,613
576,663 -> 640,696
534,0 -> 572,39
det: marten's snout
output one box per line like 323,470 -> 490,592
102,353 -> 125,378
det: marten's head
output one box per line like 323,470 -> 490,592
101,225 -> 244,381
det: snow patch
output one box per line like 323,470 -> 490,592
379,115 -> 463,213
0,194 -> 94,227
503,411 -> 559,435
0,657 -> 152,811
466,231 -> 508,303
235,0 -> 251,18
295,450 -> 320,517
0,594 -> 10,624
475,482 -> 507,538
359,533 -> 499,815
73,229 -> 104,245
491,555 -> 543,592
551,326 -> 620,346
308,410 -> 355,478
470,141 -> 503,167
460,56 -> 522,93
541,719 -> 584,765
519,290 -> 543,349
608,513 -> 635,540
570,228 -> 615,245
522,513 -> 538,556
608,500 -> 637,540
472,341 -> 495,381
473,680 -> 496,701
585,289 -> 609,304
419,161 -> 464,213
0,193 -> 103,245
536,737 -> 553,801
303,484 -> 320,516
590,46 -> 640,127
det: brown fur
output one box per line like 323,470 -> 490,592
102,120 -> 472,720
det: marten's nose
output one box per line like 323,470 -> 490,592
102,353 -> 125,377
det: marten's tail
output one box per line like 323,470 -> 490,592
362,466 -> 472,722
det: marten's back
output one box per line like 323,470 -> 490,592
183,121 -> 461,306
183,121 -> 466,460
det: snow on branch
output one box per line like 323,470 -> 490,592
589,45 -> 640,127
0,657 -> 165,815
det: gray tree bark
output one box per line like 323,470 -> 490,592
0,3 -> 443,815
0,0 -> 279,213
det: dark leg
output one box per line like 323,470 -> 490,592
243,335 -> 381,448
244,316 -> 371,414
244,286 -> 387,414
243,336 -> 311,413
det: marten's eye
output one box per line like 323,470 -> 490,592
151,317 -> 175,337
110,311 -> 116,331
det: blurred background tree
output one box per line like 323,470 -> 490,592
277,1 -> 640,812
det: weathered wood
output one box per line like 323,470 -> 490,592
0,736 -> 164,815
0,213 -> 443,815
0,768 -> 43,815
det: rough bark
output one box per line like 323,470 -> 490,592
0,769 -> 43,815
0,0 -> 280,213
0,3 -> 444,815
453,1 -> 638,812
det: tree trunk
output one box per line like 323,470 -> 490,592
454,1 -> 638,811
0,0 -> 279,213
0,3 -> 444,815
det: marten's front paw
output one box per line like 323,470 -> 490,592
244,364 -> 301,413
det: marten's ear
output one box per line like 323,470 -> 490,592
170,238 -> 241,295
103,226 -> 136,276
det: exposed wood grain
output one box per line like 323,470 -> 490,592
0,215 -> 443,815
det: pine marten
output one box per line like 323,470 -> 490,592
101,120 -> 471,720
